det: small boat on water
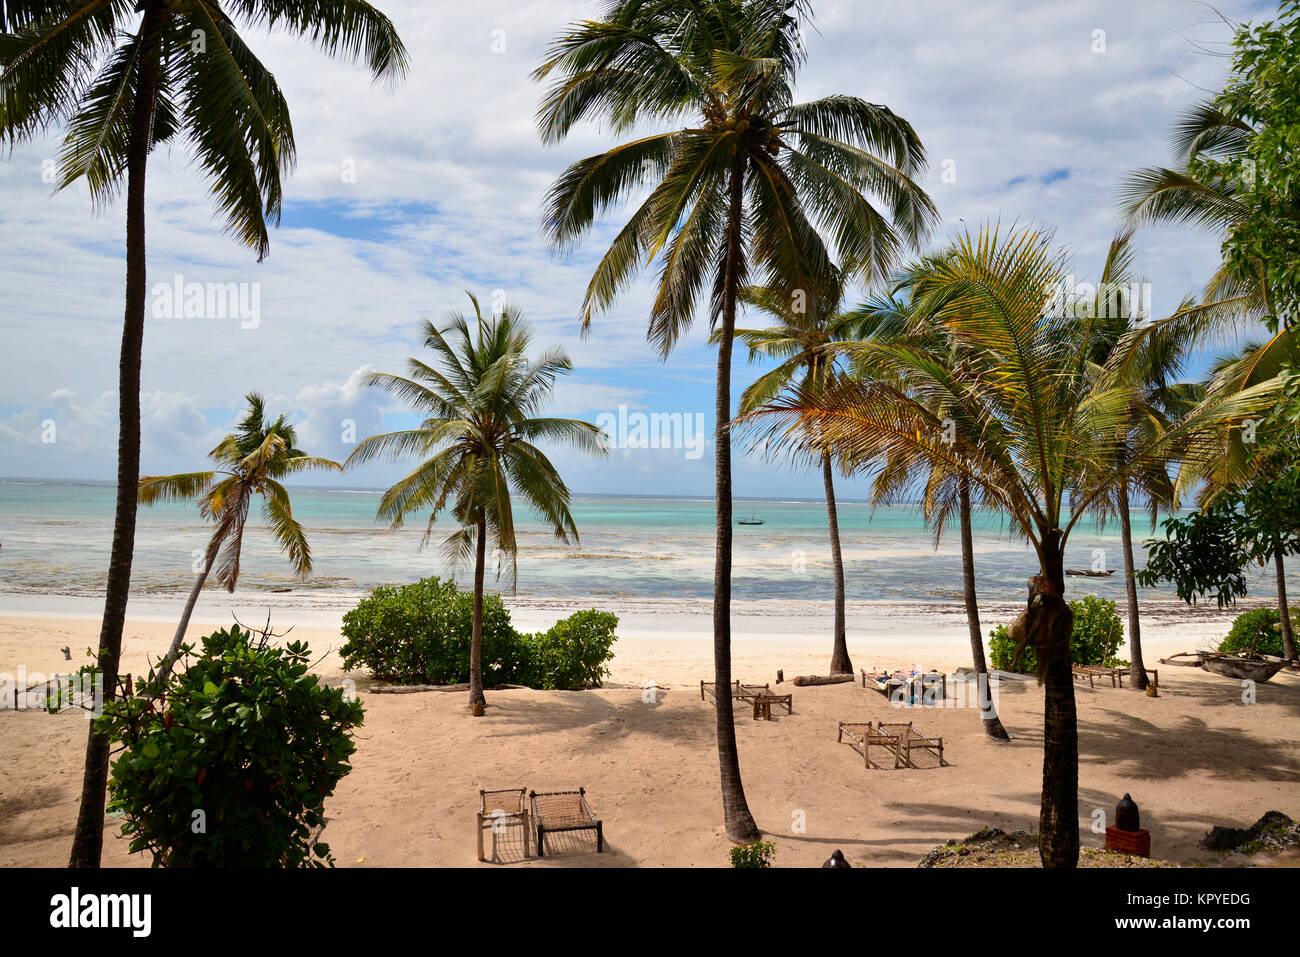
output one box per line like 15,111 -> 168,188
737,510 -> 765,526
1066,568 -> 1115,577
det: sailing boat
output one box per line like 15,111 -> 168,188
738,508 -> 765,526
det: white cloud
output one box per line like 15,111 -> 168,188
0,0 -> 1278,496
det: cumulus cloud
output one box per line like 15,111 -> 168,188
0,390 -> 225,479
0,0 -> 1276,497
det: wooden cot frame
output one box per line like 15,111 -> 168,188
836,720 -> 948,769
476,787 -> 531,862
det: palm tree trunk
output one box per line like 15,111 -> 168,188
1275,551 -> 1296,661
153,545 -> 219,689
469,513 -> 487,715
1038,531 -> 1079,868
1117,481 -> 1149,689
821,451 -> 851,675
958,477 -> 1009,741
69,9 -> 164,869
713,153 -> 758,843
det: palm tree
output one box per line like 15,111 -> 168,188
1,0 -> 406,868
345,293 -> 606,715
534,0 -> 935,842
137,393 -> 341,685
1120,97 -> 1268,322
1069,228 -> 1194,691
721,278 -> 863,674
742,224 -> 1278,866
1122,97 -> 1300,657
849,282 -> 1013,740
1173,336 -> 1300,658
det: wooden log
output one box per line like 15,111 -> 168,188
790,673 -> 854,686
367,682 -> 531,694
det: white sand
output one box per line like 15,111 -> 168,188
2,598 -> 1294,868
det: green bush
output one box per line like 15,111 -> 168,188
729,840 -> 777,868
340,577 -> 618,690
98,626 -> 362,867
521,610 -> 618,690
339,577 -> 518,685
1218,607 -> 1300,657
988,594 -> 1127,675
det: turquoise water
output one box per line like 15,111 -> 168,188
0,479 -> 1289,605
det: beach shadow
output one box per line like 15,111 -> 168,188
474,688 -> 716,747
847,799 -> 1039,865
1154,672 -> 1300,718
0,785 -> 71,847
1076,708 -> 1300,783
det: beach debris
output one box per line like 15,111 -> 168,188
822,849 -> 851,868
790,674 -> 854,686
921,827 -> 1176,868
776,669 -> 783,684
1200,811 -> 1300,855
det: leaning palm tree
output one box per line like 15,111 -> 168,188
138,393 -> 342,685
534,0 -> 936,842
345,293 -> 606,715
721,277 -> 864,675
1,0 -> 407,868
742,223 -> 1280,866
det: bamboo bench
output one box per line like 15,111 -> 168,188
702,680 -> 793,719
837,720 -> 948,769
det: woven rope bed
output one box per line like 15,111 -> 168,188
530,788 -> 604,856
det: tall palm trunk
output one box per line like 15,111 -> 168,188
822,451 -> 851,675
714,153 -> 758,843
1038,530 -> 1078,868
1275,551 -> 1296,661
469,513 -> 487,715
69,10 -> 164,868
1117,481 -> 1149,689
958,477 -> 1009,740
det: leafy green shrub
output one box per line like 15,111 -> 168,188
339,576 -> 518,685
340,577 -> 619,690
729,840 -> 777,868
98,626 -> 362,867
988,594 -> 1127,675
521,610 -> 618,690
1218,607 -> 1300,657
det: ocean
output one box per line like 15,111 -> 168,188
3,479 -> 1291,613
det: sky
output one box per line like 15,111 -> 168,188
0,0 -> 1278,499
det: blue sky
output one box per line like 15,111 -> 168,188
0,0 -> 1278,499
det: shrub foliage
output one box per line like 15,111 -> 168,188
340,577 -> 617,690
1218,607 -> 1300,658
98,626 -> 362,867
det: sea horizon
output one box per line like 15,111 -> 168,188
3,478 -> 1292,610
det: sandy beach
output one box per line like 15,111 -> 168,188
3,599 -> 1296,868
